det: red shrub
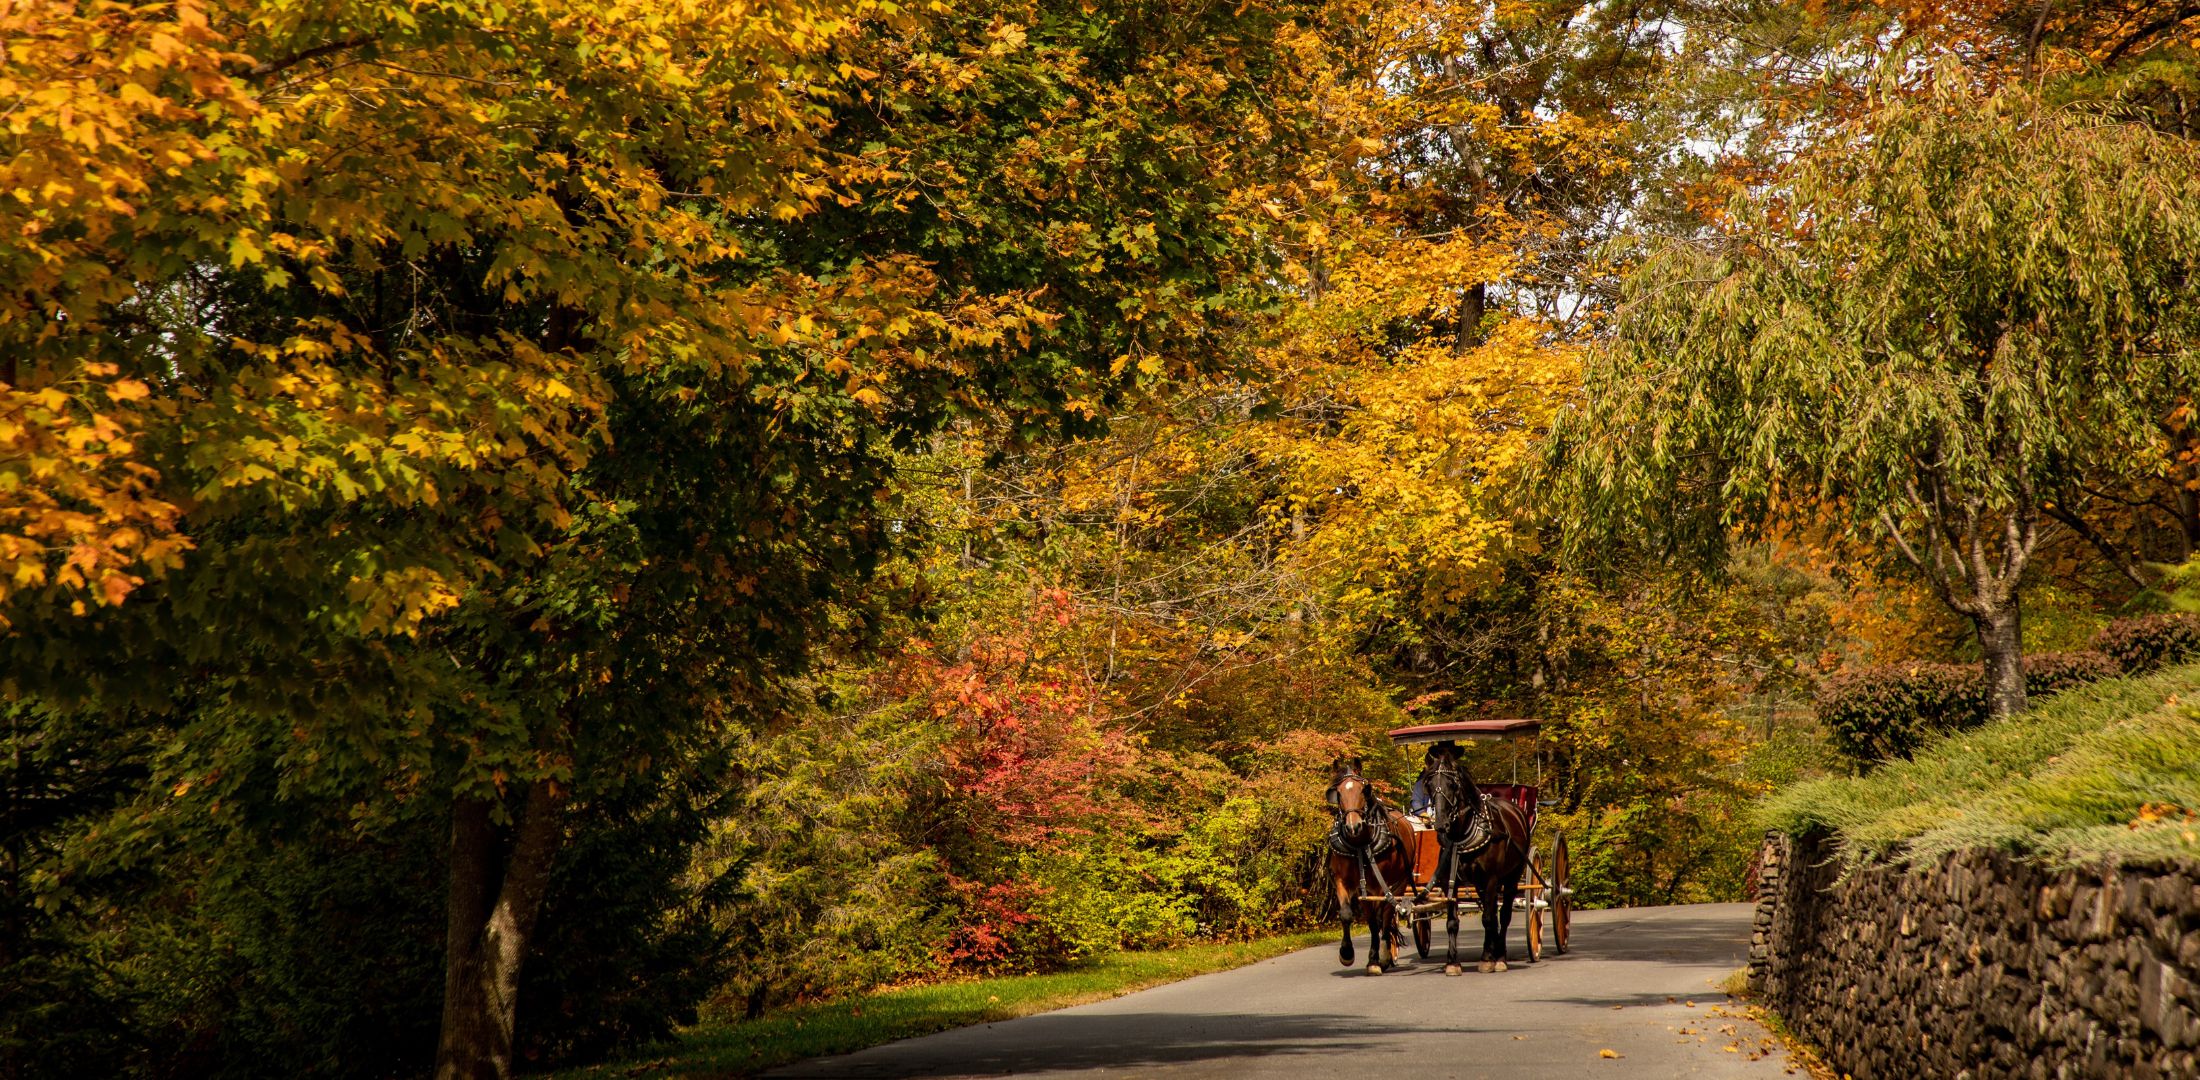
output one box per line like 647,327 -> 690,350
937,876 -> 1055,972
2091,613 -> 2200,674
875,589 -> 1138,972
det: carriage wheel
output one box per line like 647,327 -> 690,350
1524,845 -> 1544,963
1552,830 -> 1572,955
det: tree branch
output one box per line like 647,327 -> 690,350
249,34 -> 379,79
1880,507 -> 1972,614
2044,502 -> 2153,589
2102,5 -> 2200,66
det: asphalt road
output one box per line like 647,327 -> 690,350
774,903 -> 1801,1079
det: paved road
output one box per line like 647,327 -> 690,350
776,904 -> 1799,1079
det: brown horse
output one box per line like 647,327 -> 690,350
1324,759 -> 1415,975
1418,740 -> 1532,975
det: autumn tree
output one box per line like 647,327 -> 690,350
1,0 -> 1312,1076
1562,80 -> 2200,719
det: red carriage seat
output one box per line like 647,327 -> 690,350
1477,783 -> 1540,831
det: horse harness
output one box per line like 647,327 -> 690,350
1325,811 -> 1397,858
1325,772 -> 1399,905
1446,787 -> 1494,857
1424,760 -> 1495,858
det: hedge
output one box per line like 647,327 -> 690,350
1814,651 -> 2120,764
2090,613 -> 2200,674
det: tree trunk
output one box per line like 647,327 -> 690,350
1975,599 -> 2026,720
1454,283 -> 1486,354
436,781 -> 564,1080
2176,459 -> 2199,561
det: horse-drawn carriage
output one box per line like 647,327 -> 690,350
1325,718 -> 1573,975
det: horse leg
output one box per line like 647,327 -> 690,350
1493,876 -> 1519,968
1478,876 -> 1506,973
1443,898 -> 1463,976
1382,905 -> 1400,970
1336,876 -> 1356,968
1365,902 -> 1384,975
1437,845 -> 1463,975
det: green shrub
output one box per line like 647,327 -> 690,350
2091,613 -> 2200,673
1816,663 -> 1983,763
1815,651 -> 2121,763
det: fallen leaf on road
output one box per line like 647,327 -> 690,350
1724,1044 -> 1741,1053
1599,1049 -> 1621,1059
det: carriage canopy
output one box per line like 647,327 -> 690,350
1386,718 -> 1541,745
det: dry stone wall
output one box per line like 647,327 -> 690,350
1748,831 -> 2200,1079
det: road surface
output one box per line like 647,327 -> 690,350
775,903 -> 1802,1079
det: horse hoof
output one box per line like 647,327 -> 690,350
1366,963 -> 1383,976
1477,960 -> 1495,973
1493,960 -> 1508,973
1444,964 -> 1463,977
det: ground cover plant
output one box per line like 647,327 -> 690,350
1766,663 -> 2200,866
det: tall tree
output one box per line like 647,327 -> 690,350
0,0 -> 1307,1076
1560,80 -> 2200,718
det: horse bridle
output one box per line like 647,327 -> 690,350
1328,772 -> 1384,845
1423,759 -> 1480,834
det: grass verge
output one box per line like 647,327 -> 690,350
547,931 -> 1333,1079
1763,661 -> 2200,867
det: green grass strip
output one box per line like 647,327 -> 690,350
1763,661 -> 2200,867
547,931 -> 1333,1079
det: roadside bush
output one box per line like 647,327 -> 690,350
1816,663 -> 1983,763
1023,844 -> 1198,958
1816,652 -> 2122,763
2091,613 -> 2200,673
2023,650 -> 2121,692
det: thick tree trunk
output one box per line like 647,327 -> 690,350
1975,600 -> 2026,720
436,781 -> 564,1080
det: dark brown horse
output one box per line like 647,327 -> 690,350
1324,760 -> 1414,975
1418,741 -> 1531,975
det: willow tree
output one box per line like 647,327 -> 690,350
1561,80 -> 2200,719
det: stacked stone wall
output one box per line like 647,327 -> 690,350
1748,831 -> 2200,1079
